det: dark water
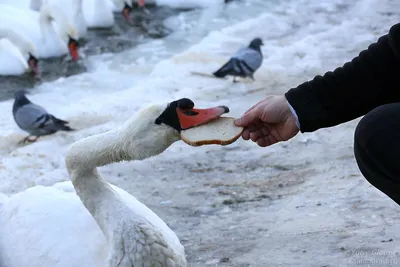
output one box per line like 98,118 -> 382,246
0,4 -> 194,101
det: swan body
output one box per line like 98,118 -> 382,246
82,0 -> 117,28
0,3 -> 79,60
0,181 -> 184,267
0,98 -> 228,267
31,0 -> 135,30
0,28 -> 38,76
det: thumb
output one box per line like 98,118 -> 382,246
234,107 -> 260,127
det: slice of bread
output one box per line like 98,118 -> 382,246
181,117 -> 243,146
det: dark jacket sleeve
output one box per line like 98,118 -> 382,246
285,23 -> 400,133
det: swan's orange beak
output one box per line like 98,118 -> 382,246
177,106 -> 229,130
68,38 -> 79,61
122,4 -> 133,23
138,0 -> 145,7
27,54 -> 39,76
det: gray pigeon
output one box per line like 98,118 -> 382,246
12,90 -> 74,144
213,37 -> 264,83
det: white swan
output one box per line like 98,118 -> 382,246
83,0 -> 145,28
0,98 -> 229,267
31,0 -> 88,38
0,3 -> 80,61
0,28 -> 39,76
31,0 -> 140,30
82,0 -> 131,28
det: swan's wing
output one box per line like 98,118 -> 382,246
0,185 -> 107,267
110,185 -> 186,257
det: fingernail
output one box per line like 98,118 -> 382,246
234,118 -> 241,126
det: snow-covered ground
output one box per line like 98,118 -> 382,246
0,0 -> 399,266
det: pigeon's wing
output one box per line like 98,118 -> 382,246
233,48 -> 263,72
14,104 -> 52,131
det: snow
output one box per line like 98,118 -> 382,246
0,0 -> 399,265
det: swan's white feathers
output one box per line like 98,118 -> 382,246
0,38 -> 30,75
0,28 -> 37,58
0,181 -> 186,267
0,185 -> 107,267
40,4 -> 79,40
0,3 -> 77,58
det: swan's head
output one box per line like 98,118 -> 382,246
121,0 -> 145,22
112,0 -> 136,23
59,25 -> 79,61
120,98 -> 229,159
67,35 -> 79,61
0,27 -> 40,76
18,41 -> 39,76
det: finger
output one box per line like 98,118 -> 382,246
242,128 -> 251,140
242,124 -> 262,140
250,130 -> 264,142
234,106 -> 261,127
257,138 -> 270,147
257,134 -> 279,147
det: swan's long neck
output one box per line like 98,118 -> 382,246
73,0 -> 86,34
0,29 -> 34,58
65,105 -> 180,241
39,6 -> 59,44
39,5 -> 75,43
65,128 -> 132,236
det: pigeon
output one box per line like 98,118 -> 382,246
12,90 -> 74,144
213,37 -> 264,83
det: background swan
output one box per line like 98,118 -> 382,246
32,0 -> 88,38
82,0 -> 128,29
0,28 -> 39,76
0,3 -> 80,61
0,98 -> 228,267
30,0 -> 137,31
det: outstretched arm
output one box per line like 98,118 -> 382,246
285,23 -> 400,132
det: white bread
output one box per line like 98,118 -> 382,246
181,117 -> 243,146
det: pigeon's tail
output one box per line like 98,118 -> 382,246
51,116 -> 69,125
57,124 -> 74,132
51,116 -> 75,131
213,59 -> 236,78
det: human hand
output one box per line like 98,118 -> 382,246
234,95 -> 299,147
